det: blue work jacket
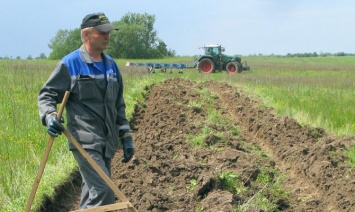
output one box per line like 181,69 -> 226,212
38,45 -> 130,158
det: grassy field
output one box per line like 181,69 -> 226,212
122,56 -> 355,136
0,56 -> 354,211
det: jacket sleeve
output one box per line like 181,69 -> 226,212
38,61 -> 71,126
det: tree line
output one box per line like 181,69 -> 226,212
48,12 -> 176,60
249,52 -> 355,57
285,52 -> 355,57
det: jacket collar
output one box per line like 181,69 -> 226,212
79,44 -> 107,64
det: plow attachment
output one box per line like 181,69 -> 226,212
126,62 -> 192,73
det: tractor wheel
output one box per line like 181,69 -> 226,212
198,58 -> 215,73
226,62 -> 241,74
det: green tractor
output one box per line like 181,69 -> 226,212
196,44 -> 250,74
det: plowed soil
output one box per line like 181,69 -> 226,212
40,78 -> 355,212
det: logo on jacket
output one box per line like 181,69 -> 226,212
107,69 -> 117,79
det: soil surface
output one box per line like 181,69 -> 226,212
40,78 -> 355,212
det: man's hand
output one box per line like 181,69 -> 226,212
45,113 -> 64,137
120,131 -> 134,163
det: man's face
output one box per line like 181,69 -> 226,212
86,27 -> 111,52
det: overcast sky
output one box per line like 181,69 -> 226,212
1,0 -> 354,58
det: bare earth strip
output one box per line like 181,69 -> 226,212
39,78 -> 354,212
204,81 -> 355,211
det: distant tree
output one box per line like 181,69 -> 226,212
286,52 -> 320,57
167,49 -> 176,57
38,53 -> 47,59
16,56 -> 21,60
48,13 -> 172,59
107,13 -> 169,59
336,52 -> 345,56
107,22 -> 143,58
48,28 -> 81,59
27,55 -> 33,60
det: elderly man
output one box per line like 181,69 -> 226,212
37,12 -> 134,209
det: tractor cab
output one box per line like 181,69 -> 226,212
197,43 -> 250,74
203,44 -> 223,57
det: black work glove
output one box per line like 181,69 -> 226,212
120,131 -> 134,163
45,113 -> 64,137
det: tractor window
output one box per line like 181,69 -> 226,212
212,48 -> 219,55
205,47 -> 220,55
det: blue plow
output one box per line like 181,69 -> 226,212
126,62 -> 192,73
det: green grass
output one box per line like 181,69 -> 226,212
181,56 -> 354,137
0,56 -> 354,211
0,59 -> 160,211
186,179 -> 198,191
0,60 -> 76,211
227,60 -> 354,136
184,85 -> 232,147
126,56 -> 354,137
345,146 -> 355,168
217,171 -> 245,194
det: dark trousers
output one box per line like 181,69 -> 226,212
72,149 -> 115,209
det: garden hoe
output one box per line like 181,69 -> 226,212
25,91 -> 137,212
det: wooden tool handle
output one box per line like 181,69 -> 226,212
63,129 -> 137,211
25,91 -> 70,212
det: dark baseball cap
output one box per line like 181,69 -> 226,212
81,12 -> 118,32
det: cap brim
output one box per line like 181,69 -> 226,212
94,23 -> 118,32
